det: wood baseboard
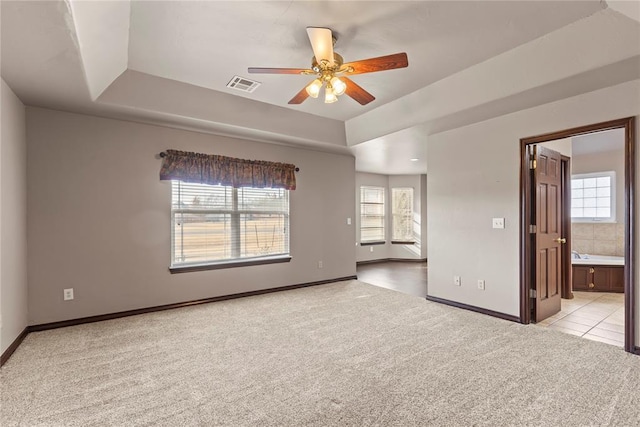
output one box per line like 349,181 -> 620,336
357,258 -> 427,266
29,275 -> 357,332
1,327 -> 29,367
1,275 -> 357,367
425,295 -> 520,323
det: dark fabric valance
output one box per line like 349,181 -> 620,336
159,149 -> 297,190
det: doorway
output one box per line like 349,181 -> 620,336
520,117 -> 636,354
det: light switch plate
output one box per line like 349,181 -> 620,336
492,218 -> 505,229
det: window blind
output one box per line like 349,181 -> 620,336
171,181 -> 289,266
360,186 -> 385,242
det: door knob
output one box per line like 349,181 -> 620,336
554,238 -> 567,244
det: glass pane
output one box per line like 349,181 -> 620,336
596,176 -> 611,187
583,198 -> 597,208
240,214 -> 288,257
362,216 -> 384,228
583,178 -> 597,188
583,188 -> 596,198
583,207 -> 596,217
571,179 -> 583,189
596,208 -> 610,218
571,199 -> 584,208
361,228 -> 384,241
596,187 -> 610,197
571,208 -> 583,217
172,182 -> 231,210
173,214 -> 232,263
361,187 -> 384,203
571,189 -> 584,199
238,188 -> 288,212
596,197 -> 610,208
362,204 -> 384,216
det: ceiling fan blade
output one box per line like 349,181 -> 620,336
342,77 -> 375,106
288,86 -> 310,104
306,27 -> 334,66
343,52 -> 408,75
248,67 -> 312,75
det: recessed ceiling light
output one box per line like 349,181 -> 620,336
410,158 -> 419,162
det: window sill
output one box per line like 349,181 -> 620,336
360,241 -> 386,246
391,241 -> 415,245
169,255 -> 291,274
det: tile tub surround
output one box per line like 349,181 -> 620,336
572,223 -> 625,256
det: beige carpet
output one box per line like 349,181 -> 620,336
2,280 -> 640,426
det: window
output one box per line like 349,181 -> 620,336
171,181 -> 289,268
392,188 -> 414,242
360,186 -> 385,243
571,171 -> 615,222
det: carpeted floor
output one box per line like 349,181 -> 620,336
2,280 -> 639,426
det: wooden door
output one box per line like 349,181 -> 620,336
533,146 -> 564,322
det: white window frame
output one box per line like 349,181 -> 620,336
360,186 -> 385,244
391,187 -> 415,243
571,171 -> 616,223
170,181 -> 290,271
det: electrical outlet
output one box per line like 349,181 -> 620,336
63,288 -> 74,301
318,260 -> 323,269
492,218 -> 505,229
454,276 -> 461,286
477,280 -> 485,290
347,217 -> 352,225
370,247 -> 374,253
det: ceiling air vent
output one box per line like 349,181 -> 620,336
227,76 -> 261,93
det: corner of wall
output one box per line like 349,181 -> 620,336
0,78 -> 29,355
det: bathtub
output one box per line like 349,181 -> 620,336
572,254 -> 624,266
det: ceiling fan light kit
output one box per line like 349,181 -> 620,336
248,27 -> 408,106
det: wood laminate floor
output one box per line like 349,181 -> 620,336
356,261 -> 427,298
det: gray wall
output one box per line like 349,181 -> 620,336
355,172 -> 426,262
26,108 -> 356,325
427,79 -> 640,338
1,79 -> 28,354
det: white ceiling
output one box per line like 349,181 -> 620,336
2,1 -> 639,175
572,128 -> 626,156
126,0 -> 603,121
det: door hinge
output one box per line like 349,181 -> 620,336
530,289 -> 537,298
529,224 -> 537,234
529,145 -> 537,170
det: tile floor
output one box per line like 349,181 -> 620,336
535,292 -> 625,347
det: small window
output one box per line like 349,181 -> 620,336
171,181 -> 289,268
571,171 -> 615,222
360,186 -> 385,243
392,188 -> 414,242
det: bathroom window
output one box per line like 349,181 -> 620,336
392,188 -> 414,242
571,171 -> 615,222
360,186 -> 385,243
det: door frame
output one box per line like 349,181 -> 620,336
519,117 -> 636,354
561,155 -> 573,301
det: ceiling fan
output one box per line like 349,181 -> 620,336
248,27 -> 408,106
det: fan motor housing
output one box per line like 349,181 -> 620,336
312,53 -> 344,73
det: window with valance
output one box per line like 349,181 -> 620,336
160,150 -> 297,272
